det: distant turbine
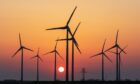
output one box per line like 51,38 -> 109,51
90,39 -> 112,81
12,33 -> 33,82
57,22 -> 81,81
46,6 -> 77,81
105,30 -> 126,81
109,46 -> 127,80
44,40 -> 64,81
81,68 -> 87,81
31,48 -> 43,82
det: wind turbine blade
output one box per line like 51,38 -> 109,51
104,53 -> 112,63
55,40 -> 58,49
102,39 -> 106,51
67,26 -> 73,37
46,27 -> 66,30
23,47 -> 33,52
12,48 -> 21,58
73,22 -> 81,36
72,38 -> 81,53
90,52 -> 102,59
56,38 -> 71,41
43,51 -> 54,55
56,51 -> 64,60
71,35 -> 81,54
105,45 -> 116,52
66,6 -> 77,25
31,56 -> 37,59
39,57 -> 43,62
57,39 -> 66,41
120,45 -> 128,54
108,51 -> 116,54
74,42 -> 81,54
118,46 -> 126,54
67,26 -> 78,47
19,33 -> 22,46
56,51 -> 61,56
115,30 -> 119,44
118,46 -> 127,64
73,38 -> 79,47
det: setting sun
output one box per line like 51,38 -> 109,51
58,66 -> 64,73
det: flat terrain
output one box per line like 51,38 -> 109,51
1,81 -> 140,84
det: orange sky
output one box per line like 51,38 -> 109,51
0,0 -> 140,81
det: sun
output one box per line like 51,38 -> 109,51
58,66 -> 64,73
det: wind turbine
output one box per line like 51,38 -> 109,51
12,33 -> 33,82
109,46 -> 127,80
46,6 -> 77,81
81,68 -> 87,81
31,48 -> 43,82
57,22 -> 81,81
44,40 -> 64,81
105,30 -> 126,81
90,39 -> 112,81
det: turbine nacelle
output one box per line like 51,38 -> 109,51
44,41 -> 64,61
12,34 -> 33,58
31,48 -> 43,62
90,39 -> 112,63
56,22 -> 81,54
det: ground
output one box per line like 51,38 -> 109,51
1,81 -> 140,84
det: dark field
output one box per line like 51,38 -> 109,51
1,81 -> 140,84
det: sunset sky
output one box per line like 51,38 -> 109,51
0,0 -> 140,81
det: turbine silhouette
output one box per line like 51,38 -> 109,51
31,48 -> 43,82
90,39 -> 112,81
12,33 -> 33,82
46,6 -> 77,81
44,40 -> 64,81
57,22 -> 81,81
109,46 -> 127,80
105,30 -> 126,81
